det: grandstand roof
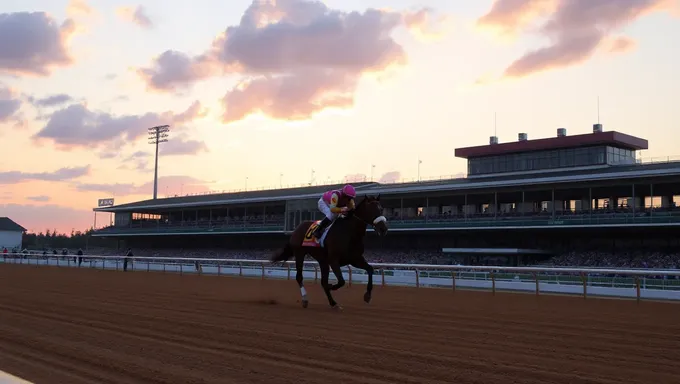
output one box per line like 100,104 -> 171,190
94,161 -> 680,212
0,217 -> 26,232
454,131 -> 648,159
97,182 -> 377,212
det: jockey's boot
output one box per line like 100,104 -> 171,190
313,217 -> 331,239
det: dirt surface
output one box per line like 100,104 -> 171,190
1,265 -> 679,384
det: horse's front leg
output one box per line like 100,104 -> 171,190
319,262 -> 339,308
329,260 -> 346,291
351,257 -> 374,304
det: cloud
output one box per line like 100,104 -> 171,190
160,133 -> 208,156
478,0 -> 672,78
0,12 -> 76,76
0,165 -> 90,184
116,5 -> 153,28
29,93 -> 74,108
0,203 -> 94,234
115,150 -> 151,172
32,100 -> 206,150
477,0 -> 556,36
27,195 -> 51,202
0,84 -> 22,123
378,171 -> 401,183
344,173 -> 368,183
607,36 -> 637,53
76,175 -> 209,196
221,70 -> 356,123
402,8 -> 452,40
137,0 -> 444,123
66,0 -> 93,18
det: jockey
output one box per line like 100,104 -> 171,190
313,184 -> 357,239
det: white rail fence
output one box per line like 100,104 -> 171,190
3,253 -> 680,302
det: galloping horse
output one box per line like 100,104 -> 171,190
270,195 -> 388,309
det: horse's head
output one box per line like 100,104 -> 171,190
354,194 -> 388,236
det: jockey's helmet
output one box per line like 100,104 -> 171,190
341,184 -> 356,198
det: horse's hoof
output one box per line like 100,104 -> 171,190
363,293 -> 372,304
332,304 -> 343,311
302,300 -> 309,308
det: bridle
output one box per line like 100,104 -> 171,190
346,200 -> 387,230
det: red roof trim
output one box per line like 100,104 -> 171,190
454,131 -> 648,159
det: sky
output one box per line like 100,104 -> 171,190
1,0 -> 679,234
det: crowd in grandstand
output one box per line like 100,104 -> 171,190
19,247 -> 671,270
550,250 -> 680,269
6,244 -> 680,270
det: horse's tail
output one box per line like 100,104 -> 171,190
271,242 -> 294,263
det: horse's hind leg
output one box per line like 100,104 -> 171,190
351,257 -> 374,304
295,252 -> 308,308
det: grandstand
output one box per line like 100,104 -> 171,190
92,124 -> 680,266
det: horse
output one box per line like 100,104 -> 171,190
270,195 -> 388,309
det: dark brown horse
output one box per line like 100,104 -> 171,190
270,195 -> 388,309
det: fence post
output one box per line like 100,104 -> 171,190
635,276 -> 641,303
239,262 -> 243,276
534,272 -> 539,296
261,264 -> 265,280
581,272 -> 587,299
218,264 -> 222,276
415,269 -> 420,288
180,263 -> 183,275
287,263 -> 291,280
451,271 -> 456,291
381,269 -> 386,287
348,266 -> 352,287
314,266 -> 318,283
491,271 -> 496,295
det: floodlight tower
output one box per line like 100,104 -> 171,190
148,125 -> 170,200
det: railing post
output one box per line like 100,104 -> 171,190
381,269 -> 386,287
635,276 -> 641,303
147,262 -> 150,272
180,263 -> 183,275
451,271 -> 456,291
491,271 -> 496,295
239,262 -> 243,276
287,263 -> 291,280
581,272 -> 587,299
533,272 -> 539,296
218,264 -> 222,276
261,264 -> 265,280
415,269 -> 420,288
314,266 -> 318,283
348,266 -> 352,287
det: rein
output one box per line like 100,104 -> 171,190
347,209 -> 386,229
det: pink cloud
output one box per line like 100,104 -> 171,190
116,5 -> 154,29
0,12 -> 75,76
136,0 -> 434,123
0,165 -> 90,184
32,100 -> 206,150
478,0 -> 671,78
0,84 -> 22,123
75,175 -> 210,197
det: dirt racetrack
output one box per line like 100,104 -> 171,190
1,264 -> 680,384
